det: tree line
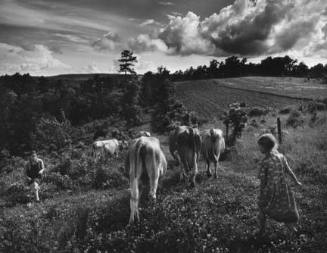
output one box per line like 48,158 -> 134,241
171,55 -> 327,81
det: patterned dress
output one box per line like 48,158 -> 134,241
258,150 -> 299,223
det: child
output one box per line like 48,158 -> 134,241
257,134 -> 302,235
26,151 -> 45,202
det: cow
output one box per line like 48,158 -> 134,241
92,139 -> 122,161
126,136 -> 167,223
138,131 -> 151,137
201,128 -> 225,178
169,125 -> 201,186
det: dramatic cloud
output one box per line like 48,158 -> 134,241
130,0 -> 327,58
92,32 -> 122,51
0,43 -> 71,75
128,34 -> 168,53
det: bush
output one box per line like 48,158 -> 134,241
307,101 -> 326,113
286,110 -> 304,128
94,166 -> 128,189
43,172 -> 74,190
248,107 -> 268,117
279,106 -> 295,114
32,116 -> 72,151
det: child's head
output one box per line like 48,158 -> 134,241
257,133 -> 278,154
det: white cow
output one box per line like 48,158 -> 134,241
92,139 -> 122,161
201,128 -> 225,178
137,131 -> 151,137
126,136 -> 167,223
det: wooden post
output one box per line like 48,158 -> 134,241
277,117 -> 282,144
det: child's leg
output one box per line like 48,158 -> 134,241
258,209 -> 266,234
33,181 -> 40,201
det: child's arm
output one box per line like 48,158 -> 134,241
38,159 -> 45,175
283,156 -> 302,186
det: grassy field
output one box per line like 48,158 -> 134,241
175,77 -> 327,118
1,77 -> 327,252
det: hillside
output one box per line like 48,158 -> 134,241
175,77 -> 327,118
1,75 -> 327,252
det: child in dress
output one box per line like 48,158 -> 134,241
257,134 -> 302,235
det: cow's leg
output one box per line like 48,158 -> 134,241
206,159 -> 212,177
174,151 -> 186,181
149,173 -> 159,202
129,178 -> 140,224
191,154 -> 198,187
213,160 -> 218,179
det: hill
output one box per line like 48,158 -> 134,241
175,76 -> 327,118
0,76 -> 327,252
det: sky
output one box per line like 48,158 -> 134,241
0,0 -> 327,76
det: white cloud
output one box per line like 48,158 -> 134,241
128,34 -> 168,53
0,43 -> 71,75
128,0 -> 327,59
92,32 -> 121,51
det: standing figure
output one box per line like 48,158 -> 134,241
26,151 -> 45,202
257,134 -> 302,235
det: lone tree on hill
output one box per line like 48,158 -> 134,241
118,50 -> 137,75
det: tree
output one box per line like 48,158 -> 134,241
118,50 -> 138,75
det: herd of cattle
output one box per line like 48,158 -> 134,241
92,126 -> 225,224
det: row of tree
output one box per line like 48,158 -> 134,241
171,55 -> 327,81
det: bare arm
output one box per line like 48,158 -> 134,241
39,159 -> 45,175
283,156 -> 302,185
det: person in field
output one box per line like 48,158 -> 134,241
257,134 -> 302,235
25,151 -> 45,202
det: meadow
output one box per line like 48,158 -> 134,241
0,76 -> 326,252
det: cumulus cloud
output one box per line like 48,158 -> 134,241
0,43 -> 71,75
128,34 -> 168,53
128,0 -> 327,57
92,32 -> 121,51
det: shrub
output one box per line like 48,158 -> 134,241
94,166 -> 128,189
43,172 -> 74,190
248,106 -> 268,117
307,101 -> 326,113
32,116 -> 72,151
279,106 -> 295,114
286,110 -> 304,128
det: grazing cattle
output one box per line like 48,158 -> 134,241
169,125 -> 201,186
201,128 -> 225,178
92,139 -> 121,161
127,136 -> 167,223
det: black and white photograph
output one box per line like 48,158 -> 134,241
0,0 -> 327,252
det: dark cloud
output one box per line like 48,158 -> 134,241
130,0 -> 327,57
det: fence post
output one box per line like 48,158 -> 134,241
225,122 -> 229,146
277,117 -> 282,144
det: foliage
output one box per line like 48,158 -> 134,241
222,103 -> 248,146
171,55 -> 327,81
286,110 -> 304,128
32,116 -> 72,151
